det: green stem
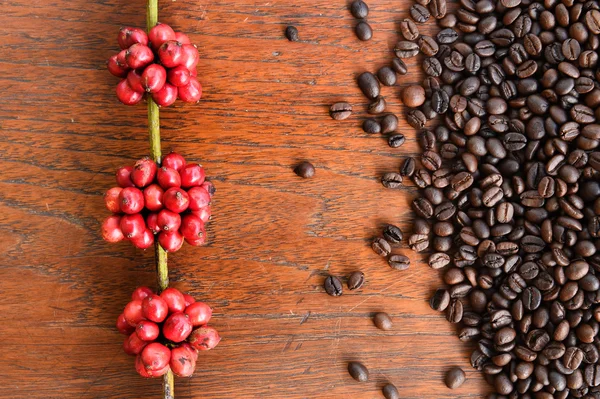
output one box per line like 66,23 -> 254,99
146,0 -> 175,397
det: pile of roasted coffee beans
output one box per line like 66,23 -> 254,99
101,152 -> 214,252
117,286 -> 220,378
107,23 -> 202,106
339,0 -> 600,396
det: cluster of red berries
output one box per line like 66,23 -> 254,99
117,286 -> 220,378
101,152 -> 214,252
107,23 -> 201,106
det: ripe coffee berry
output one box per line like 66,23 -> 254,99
107,23 -> 202,106
102,153 -> 214,252
118,287 -> 219,378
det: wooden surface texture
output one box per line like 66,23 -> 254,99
0,0 -> 489,397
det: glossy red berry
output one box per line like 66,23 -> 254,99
126,69 -> 145,93
151,82 -> 178,107
190,206 -> 211,223
125,44 -> 154,69
179,44 -> 199,71
187,186 -> 210,210
120,213 -> 146,239
143,184 -> 164,212
174,31 -> 191,45
163,187 -> 190,213
158,40 -> 183,68
123,300 -> 145,326
116,79 -> 143,105
167,65 -> 191,87
131,157 -> 158,188
162,152 -> 187,172
178,79 -> 202,103
180,164 -> 205,188
107,55 -> 128,78
131,287 -> 154,302
146,212 -> 161,234
116,313 -> 136,335
142,294 -> 169,323
118,26 -> 149,49
160,288 -> 186,313
162,312 -> 193,343
184,302 -> 212,327
201,180 -> 216,196
116,49 -> 129,68
102,215 -> 125,243
180,214 -> 205,241
136,320 -> 160,341
157,166 -> 181,189
183,294 -> 196,307
188,325 -> 221,351
104,187 -> 123,213
119,187 -> 145,214
148,23 -> 176,51
141,64 -> 167,93
157,209 -> 181,232
169,345 -> 196,377
134,354 -> 152,377
131,228 -> 154,249
116,166 -> 135,188
158,230 -> 185,252
141,343 -> 171,371
185,235 -> 206,247
124,332 -> 149,356
180,342 -> 199,361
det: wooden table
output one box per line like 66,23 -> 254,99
1,0 -> 488,397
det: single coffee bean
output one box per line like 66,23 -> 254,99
355,21 -> 373,41
382,383 -> 399,399
430,0 -> 447,19
446,299 -> 464,323
368,96 -> 386,114
399,19 -> 420,40
373,312 -> 393,330
294,161 -> 315,178
410,4 -> 430,23
372,237 -> 391,257
329,102 -> 352,120
388,254 -> 410,271
408,233 -> 429,252
363,118 -> 381,134
394,41 -> 420,58
400,158 -> 416,177
381,172 -> 403,189
391,58 -> 408,75
381,114 -> 398,134
383,224 -> 403,243
347,271 -> 365,290
377,66 -> 396,86
357,72 -> 380,99
347,361 -> 369,382
324,275 -> 342,297
350,0 -> 369,19
430,289 -> 451,311
285,26 -> 299,42
445,367 -> 466,389
407,110 -> 427,129
388,134 -> 405,148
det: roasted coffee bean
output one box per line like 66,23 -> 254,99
399,19 -> 419,41
329,102 -> 353,120
373,312 -> 393,330
446,299 -> 464,323
430,0 -> 447,19
394,41 -> 420,58
294,161 -> 315,178
372,237 -> 391,257
348,361 -> 369,382
377,67 -> 396,86
383,225 -> 403,243
445,367 -> 466,389
363,118 -> 381,134
368,96 -> 386,114
431,289 -> 451,311
350,0 -> 369,19
407,110 -> 427,129
388,255 -> 410,271
285,26 -> 299,42
429,252 -> 451,269
355,21 -> 373,41
400,158 -> 416,177
324,276 -> 343,297
418,35 -> 439,56
382,384 -> 399,399
381,172 -> 403,189
391,58 -> 408,75
347,271 -> 365,290
357,72 -> 380,99
388,134 -> 405,148
408,234 -> 429,252
410,4 -> 430,23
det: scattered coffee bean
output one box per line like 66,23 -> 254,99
383,224 -> 403,243
388,254 -> 410,270
363,118 -> 381,134
324,275 -> 342,297
388,134 -> 405,148
445,367 -> 466,389
285,26 -> 299,42
293,161 -> 315,178
382,383 -> 400,399
377,66 -> 397,86
348,361 -> 369,382
355,21 -> 373,41
347,271 -> 365,290
373,312 -> 393,330
357,72 -> 380,99
391,58 -> 408,75
430,289 -> 450,311
368,96 -> 386,114
372,237 -> 391,257
402,85 -> 426,108
350,0 -> 369,19
381,172 -> 403,189
329,102 -> 352,120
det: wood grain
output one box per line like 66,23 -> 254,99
0,0 -> 490,397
